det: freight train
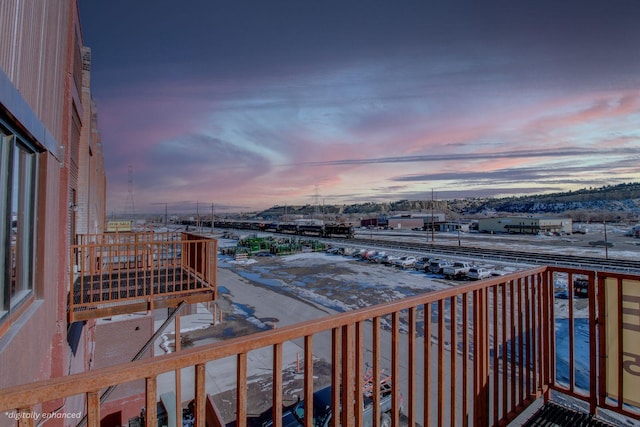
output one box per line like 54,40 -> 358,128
180,219 -> 355,238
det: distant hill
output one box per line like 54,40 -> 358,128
452,183 -> 640,220
253,182 -> 640,223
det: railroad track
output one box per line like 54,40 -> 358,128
220,226 -> 639,273
342,237 -> 640,273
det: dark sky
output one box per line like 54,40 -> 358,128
80,0 -> 640,213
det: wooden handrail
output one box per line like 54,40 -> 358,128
3,265 -> 640,426
1,268 -> 545,410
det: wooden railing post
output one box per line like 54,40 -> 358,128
195,363 -> 206,427
588,272 -> 598,415
146,376 -> 157,427
341,324 -> 355,427
304,335 -> 314,427
473,288 -> 489,427
16,408 -> 33,427
355,321 -> 364,427
236,353 -> 247,427
272,343 -> 283,427
86,391 -> 100,427
407,307 -> 416,426
423,303 -> 431,427
391,311 -> 400,427
372,318 -> 381,427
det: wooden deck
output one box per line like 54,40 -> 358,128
69,232 -> 217,322
70,267 -> 215,321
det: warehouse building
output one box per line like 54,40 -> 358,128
387,213 -> 446,230
478,217 -> 572,235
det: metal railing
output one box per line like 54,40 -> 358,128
2,266 -> 639,426
69,232 -> 217,322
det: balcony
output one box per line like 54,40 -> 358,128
69,232 -> 217,322
2,266 -> 639,426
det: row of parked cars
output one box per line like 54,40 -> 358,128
326,247 -> 495,281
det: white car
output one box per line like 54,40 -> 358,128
468,267 -> 492,280
394,256 -> 417,269
380,254 -> 399,265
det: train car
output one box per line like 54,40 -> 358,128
263,222 -> 279,232
298,224 -> 325,236
278,223 -> 299,234
323,224 -> 354,238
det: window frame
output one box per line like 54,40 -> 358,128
0,120 -> 40,324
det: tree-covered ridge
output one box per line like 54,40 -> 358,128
255,183 -> 640,221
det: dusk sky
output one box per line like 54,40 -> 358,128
79,0 -> 640,215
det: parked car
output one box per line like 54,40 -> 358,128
371,252 -> 387,263
353,249 -> 366,258
414,257 -> 432,271
362,250 -> 378,261
255,251 -> 274,257
467,267 -> 491,280
394,256 -> 417,269
443,261 -> 472,279
341,247 -> 356,256
429,259 -> 453,274
380,254 -> 399,265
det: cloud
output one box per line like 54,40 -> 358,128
83,1 -> 640,213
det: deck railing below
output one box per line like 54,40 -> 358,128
69,232 -> 217,322
2,266 -> 639,426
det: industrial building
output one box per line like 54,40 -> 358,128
477,216 -> 573,235
386,213 -> 446,230
439,222 -> 471,233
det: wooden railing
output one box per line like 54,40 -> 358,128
2,267 -> 640,426
69,232 -> 217,321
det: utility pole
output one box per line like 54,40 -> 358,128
196,200 -> 200,233
314,185 -> 320,221
124,165 -> 136,224
604,221 -> 609,259
211,203 -> 215,233
431,189 -> 435,243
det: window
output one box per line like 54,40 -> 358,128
1,126 -> 38,322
